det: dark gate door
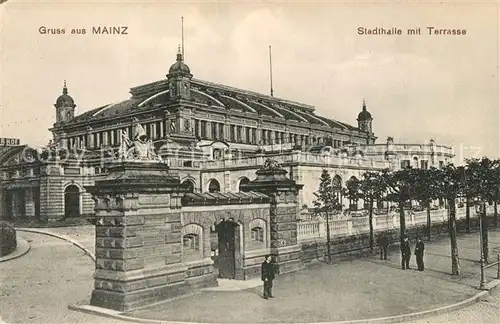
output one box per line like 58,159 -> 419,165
64,185 -> 80,218
216,221 -> 236,279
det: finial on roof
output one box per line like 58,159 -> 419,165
63,80 -> 68,95
362,98 -> 366,111
176,44 -> 183,62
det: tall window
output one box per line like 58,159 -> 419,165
201,121 -> 207,139
401,160 -> 411,169
420,160 -> 429,169
219,123 -> 224,140
236,126 -> 242,143
194,120 -> 200,138
211,123 -> 217,140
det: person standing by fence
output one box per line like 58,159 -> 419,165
414,237 -> 425,271
401,236 -> 411,270
377,233 -> 390,260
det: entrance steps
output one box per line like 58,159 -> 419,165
203,278 -> 262,291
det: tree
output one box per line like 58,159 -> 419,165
344,171 -> 387,252
313,170 -> 341,264
464,157 -> 500,262
381,168 -> 414,248
435,164 -> 461,275
411,167 -> 441,241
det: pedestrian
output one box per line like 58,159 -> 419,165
377,232 -> 390,260
414,236 -> 425,271
261,254 -> 277,299
401,236 -> 411,270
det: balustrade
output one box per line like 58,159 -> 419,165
297,207 -> 471,242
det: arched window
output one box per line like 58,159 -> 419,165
238,177 -> 250,192
207,179 -> 220,193
413,156 -> 419,168
251,227 -> 264,242
181,179 -> 195,193
183,234 -> 200,251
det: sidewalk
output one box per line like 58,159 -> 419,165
123,230 -> 500,323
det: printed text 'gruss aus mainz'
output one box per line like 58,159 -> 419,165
38,26 -> 129,35
358,27 -> 467,36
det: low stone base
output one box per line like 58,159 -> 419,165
91,272 -> 217,311
272,244 -> 304,275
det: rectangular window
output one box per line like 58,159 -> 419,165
262,130 -> 266,144
211,123 -> 217,140
194,120 -> 200,138
237,126 -> 242,143
219,123 -> 224,140
401,160 -> 411,169
420,160 -> 429,169
201,121 -> 207,139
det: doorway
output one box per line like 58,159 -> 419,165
64,185 -> 80,218
215,219 -> 239,279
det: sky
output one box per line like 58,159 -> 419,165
0,0 -> 499,162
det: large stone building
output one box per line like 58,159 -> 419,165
0,48 -> 454,223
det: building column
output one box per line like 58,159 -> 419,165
11,190 -> 23,218
25,187 -> 35,218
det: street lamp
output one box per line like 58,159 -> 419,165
474,198 -> 486,290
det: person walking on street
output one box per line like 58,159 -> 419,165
377,233 -> 390,260
401,236 -> 411,270
261,254 -> 276,299
414,237 -> 425,271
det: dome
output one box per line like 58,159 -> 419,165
55,81 -> 76,107
357,99 -> 372,121
357,109 -> 372,120
168,51 -> 191,75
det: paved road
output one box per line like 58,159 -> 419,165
409,288 -> 500,324
0,232 -> 127,324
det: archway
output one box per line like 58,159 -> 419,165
215,219 -> 240,279
237,177 -> 250,192
181,179 -> 195,193
207,179 -> 220,193
64,185 -> 80,218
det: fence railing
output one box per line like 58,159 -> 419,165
297,206 -> 495,242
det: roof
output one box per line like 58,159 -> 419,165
181,191 -> 270,206
64,77 -> 359,132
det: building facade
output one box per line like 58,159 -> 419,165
0,48 -> 454,222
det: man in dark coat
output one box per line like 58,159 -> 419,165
261,254 -> 276,299
377,233 -> 390,260
401,236 -> 411,270
414,237 -> 425,271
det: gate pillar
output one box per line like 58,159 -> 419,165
240,158 -> 304,274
